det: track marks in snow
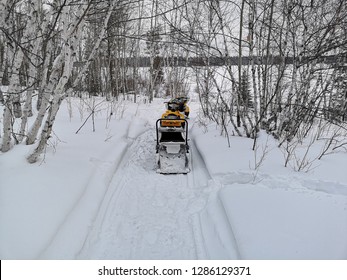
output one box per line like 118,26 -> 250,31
189,138 -> 212,188
38,139 -> 130,259
196,170 -> 347,259
38,119 -> 152,259
78,129 -> 209,259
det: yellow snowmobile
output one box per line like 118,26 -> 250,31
156,98 -> 190,174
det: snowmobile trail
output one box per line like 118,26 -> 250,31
78,128 -> 209,259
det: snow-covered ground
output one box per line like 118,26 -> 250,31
0,96 -> 346,260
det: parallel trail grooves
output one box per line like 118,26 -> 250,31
77,128 -> 210,259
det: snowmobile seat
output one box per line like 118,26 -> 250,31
160,131 -> 185,142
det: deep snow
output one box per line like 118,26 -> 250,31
0,96 -> 347,260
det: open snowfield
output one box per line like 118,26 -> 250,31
0,96 -> 347,260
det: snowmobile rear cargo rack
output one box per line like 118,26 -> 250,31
155,118 -> 190,174
156,118 -> 188,147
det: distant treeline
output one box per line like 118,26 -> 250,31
74,55 -> 347,68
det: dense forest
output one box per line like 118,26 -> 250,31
0,0 -> 346,163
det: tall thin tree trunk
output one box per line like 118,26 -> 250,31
237,0 -> 246,128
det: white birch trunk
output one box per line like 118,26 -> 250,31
26,1 -> 90,161
2,0 -> 48,148
1,45 -> 24,151
27,0 -> 117,163
27,95 -> 63,163
0,0 -> 8,84
0,0 -> 9,27
26,53 -> 64,145
17,0 -> 44,142
1,106 -> 12,152
0,0 -> 16,151
26,0 -> 82,145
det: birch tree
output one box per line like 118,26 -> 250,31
27,0 -> 117,163
1,0 -> 23,152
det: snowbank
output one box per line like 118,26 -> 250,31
191,122 -> 347,259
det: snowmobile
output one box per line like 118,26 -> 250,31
155,100 -> 190,174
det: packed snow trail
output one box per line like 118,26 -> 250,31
77,128 -> 211,259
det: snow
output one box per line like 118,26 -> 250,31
0,96 -> 347,260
